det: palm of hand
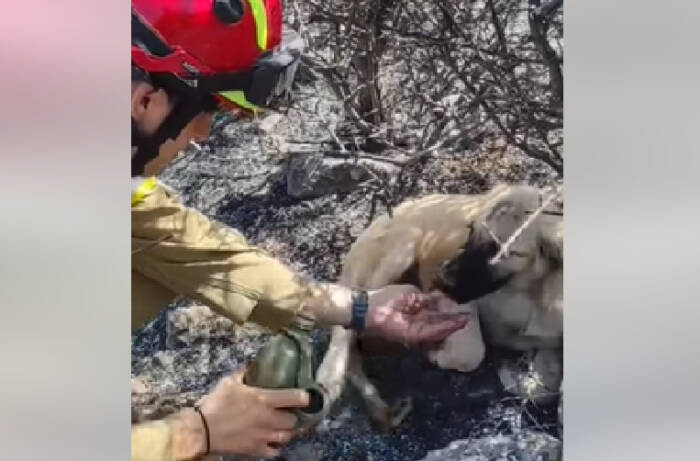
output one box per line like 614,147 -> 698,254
365,286 -> 469,347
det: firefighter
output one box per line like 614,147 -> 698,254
130,1 -> 469,459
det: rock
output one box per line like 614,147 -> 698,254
417,430 -> 562,461
285,153 -> 372,199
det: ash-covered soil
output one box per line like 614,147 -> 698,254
132,83 -> 562,461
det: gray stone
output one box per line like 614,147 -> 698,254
285,152 -> 378,199
417,430 -> 562,461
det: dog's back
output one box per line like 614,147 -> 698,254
341,185 -> 515,288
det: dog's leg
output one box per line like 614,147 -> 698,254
315,326 -> 355,409
346,341 -> 413,431
315,326 -> 412,431
346,341 -> 392,430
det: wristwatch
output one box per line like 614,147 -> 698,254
350,289 -> 369,331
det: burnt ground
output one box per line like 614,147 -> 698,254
131,89 -> 562,461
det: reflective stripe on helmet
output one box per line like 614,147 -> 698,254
247,0 -> 268,50
218,90 -> 261,114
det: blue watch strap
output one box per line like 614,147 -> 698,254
350,290 -> 369,331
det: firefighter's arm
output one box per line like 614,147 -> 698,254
131,181 -> 339,331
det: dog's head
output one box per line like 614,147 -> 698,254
435,185 -> 562,304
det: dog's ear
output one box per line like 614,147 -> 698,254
538,215 -> 563,266
433,222 -> 473,294
434,251 -> 460,293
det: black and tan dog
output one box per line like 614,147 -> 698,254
315,183 -> 563,430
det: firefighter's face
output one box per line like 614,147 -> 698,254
143,110 -> 214,177
131,81 -> 214,176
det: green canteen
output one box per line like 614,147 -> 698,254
243,318 -> 330,430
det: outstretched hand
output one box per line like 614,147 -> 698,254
364,285 -> 469,348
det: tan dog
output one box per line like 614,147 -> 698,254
315,183 -> 563,430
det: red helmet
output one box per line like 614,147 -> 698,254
132,0 -> 282,82
131,0 -> 303,175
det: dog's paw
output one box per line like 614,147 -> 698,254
497,350 -> 562,406
389,396 -> 413,429
367,396 -> 414,432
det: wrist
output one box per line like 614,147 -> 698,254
349,289 -> 370,331
363,289 -> 383,333
302,283 -> 353,327
331,284 -> 354,327
170,408 -> 208,461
